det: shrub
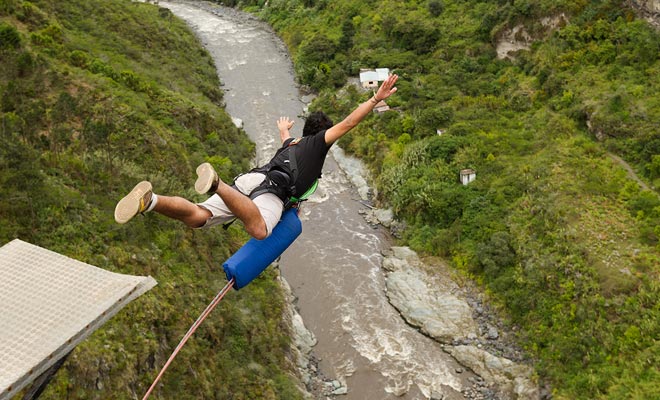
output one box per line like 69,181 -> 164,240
0,22 -> 21,49
16,51 -> 35,77
16,1 -> 48,27
69,50 -> 91,68
0,0 -> 16,15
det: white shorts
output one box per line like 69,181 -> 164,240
197,172 -> 284,237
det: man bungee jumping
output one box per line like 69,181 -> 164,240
114,74 -> 398,238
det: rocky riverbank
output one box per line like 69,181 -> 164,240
278,202 -> 538,400
380,246 -> 541,399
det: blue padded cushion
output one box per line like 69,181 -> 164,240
223,208 -> 302,289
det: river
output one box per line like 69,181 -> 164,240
160,2 -> 476,399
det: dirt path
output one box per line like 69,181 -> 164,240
608,153 -> 652,191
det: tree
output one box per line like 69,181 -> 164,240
428,0 -> 444,17
297,33 -> 337,65
339,19 -> 355,51
476,231 -> 516,278
647,155 -> 660,180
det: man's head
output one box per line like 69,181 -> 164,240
302,111 -> 333,137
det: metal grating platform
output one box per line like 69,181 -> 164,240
0,239 -> 157,399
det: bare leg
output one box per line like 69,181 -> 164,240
193,162 -> 269,239
214,181 -> 268,240
153,195 -> 212,228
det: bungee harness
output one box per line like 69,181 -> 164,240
246,136 -> 318,209
224,137 -> 318,230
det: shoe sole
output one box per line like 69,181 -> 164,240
195,162 -> 217,194
114,181 -> 152,224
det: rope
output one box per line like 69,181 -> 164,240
142,277 -> 236,400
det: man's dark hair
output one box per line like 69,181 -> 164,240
302,111 -> 333,137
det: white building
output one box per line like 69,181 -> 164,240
460,169 -> 476,185
359,68 -> 390,88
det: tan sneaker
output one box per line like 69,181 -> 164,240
114,181 -> 153,224
195,162 -> 219,194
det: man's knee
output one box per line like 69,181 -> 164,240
246,221 -> 269,240
186,205 -> 212,228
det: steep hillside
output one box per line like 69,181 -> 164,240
225,0 -> 660,398
0,0 -> 303,398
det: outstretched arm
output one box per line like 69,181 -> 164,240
277,116 -> 294,143
324,74 -> 398,145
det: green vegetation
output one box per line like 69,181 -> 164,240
223,0 -> 660,398
0,0 -> 302,398
3,0 -> 658,397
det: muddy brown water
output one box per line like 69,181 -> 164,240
161,2 -> 475,398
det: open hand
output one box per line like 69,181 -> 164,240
375,74 -> 398,102
277,116 -> 294,131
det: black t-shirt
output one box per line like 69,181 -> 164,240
288,130 -> 331,196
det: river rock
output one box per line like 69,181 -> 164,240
447,345 -> 539,399
331,386 -> 348,395
300,94 -> 316,104
362,208 -> 394,228
390,246 -> 421,265
280,277 -> 317,366
231,116 -> 243,129
323,380 -> 348,396
292,312 -> 317,356
330,146 -> 371,200
485,325 -> 499,340
381,255 -> 408,272
383,247 -> 478,343
278,273 -> 318,399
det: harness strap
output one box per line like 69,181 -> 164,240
288,142 -> 299,187
223,137 -> 317,231
290,179 -> 318,203
246,137 -> 301,207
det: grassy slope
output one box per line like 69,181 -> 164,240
229,0 -> 660,398
0,0 -> 302,398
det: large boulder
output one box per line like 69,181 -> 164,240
279,274 -> 317,396
383,247 -> 478,343
382,248 -> 540,399
447,345 -> 539,399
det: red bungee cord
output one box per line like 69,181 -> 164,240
142,277 -> 235,400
